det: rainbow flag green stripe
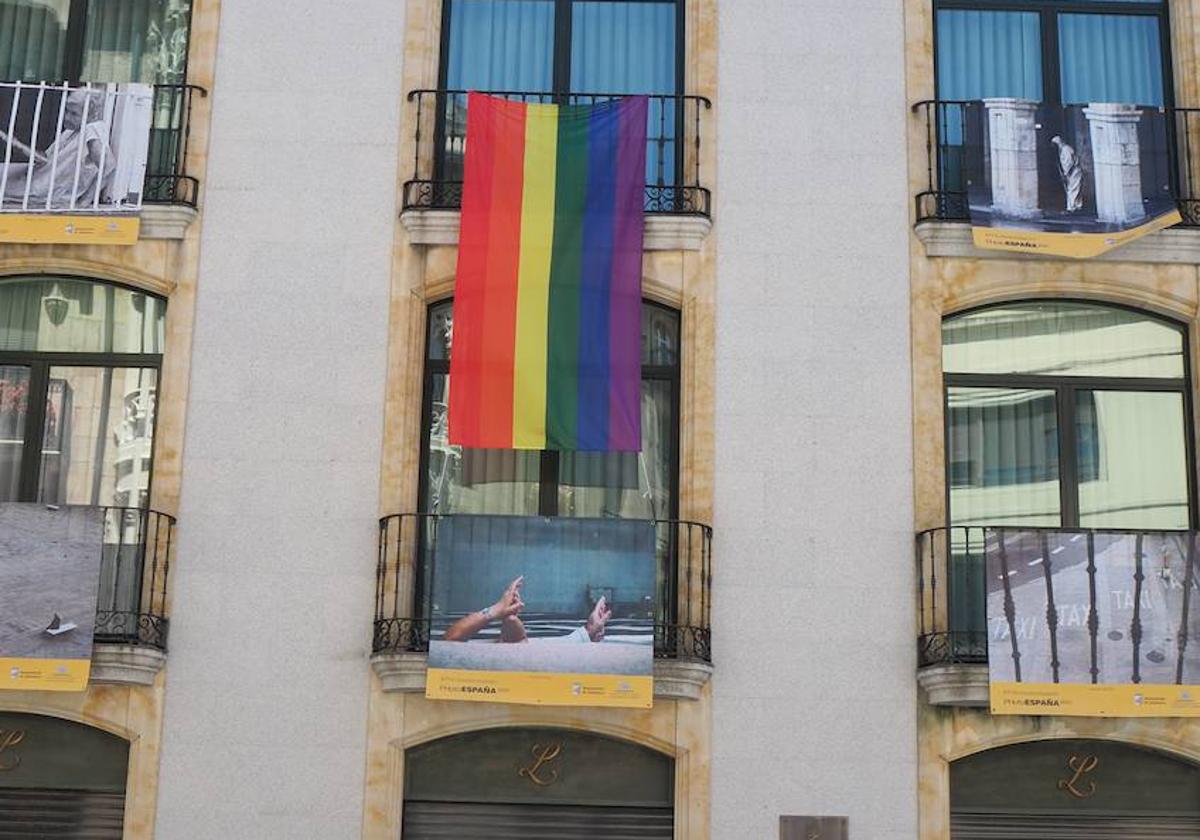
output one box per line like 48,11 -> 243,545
449,92 -> 648,451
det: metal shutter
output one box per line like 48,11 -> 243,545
952,812 -> 1200,839
0,788 -> 125,839
403,801 -> 674,839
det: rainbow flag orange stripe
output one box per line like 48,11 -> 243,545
449,93 -> 648,451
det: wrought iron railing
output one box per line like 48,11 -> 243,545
917,526 -> 1199,679
402,89 -> 712,216
143,83 -> 206,207
912,100 -> 1200,227
373,513 -> 712,663
93,506 -> 174,650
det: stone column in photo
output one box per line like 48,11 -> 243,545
983,98 -> 1041,218
1084,103 -> 1145,225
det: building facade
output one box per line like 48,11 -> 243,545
0,1 -> 1197,838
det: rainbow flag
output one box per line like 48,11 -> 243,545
448,92 -> 648,451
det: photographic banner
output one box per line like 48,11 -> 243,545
987,529 -> 1200,717
426,515 -> 656,708
962,99 -> 1181,258
0,504 -> 104,692
0,81 -> 155,245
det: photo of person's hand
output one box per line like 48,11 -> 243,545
585,596 -> 612,642
492,576 -> 524,619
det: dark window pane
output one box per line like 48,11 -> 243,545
0,0 -> 69,82
948,386 -> 1062,527
81,0 -> 192,85
0,365 -> 29,501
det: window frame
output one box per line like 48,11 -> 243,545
941,299 -> 1197,529
0,278 -> 164,506
932,0 -> 1176,112
4,0 -> 195,85
415,297 -> 682,521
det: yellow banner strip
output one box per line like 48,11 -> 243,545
427,667 -> 652,709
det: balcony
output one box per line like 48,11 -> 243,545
912,100 -> 1200,262
88,506 -> 174,686
399,89 -> 713,251
917,525 -> 1199,707
0,82 -> 206,239
371,513 -> 713,700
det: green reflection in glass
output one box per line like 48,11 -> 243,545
0,277 -> 164,355
943,301 -> 1184,378
1077,390 -> 1189,530
948,386 -> 1062,527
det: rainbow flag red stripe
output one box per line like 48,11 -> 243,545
449,92 -> 647,451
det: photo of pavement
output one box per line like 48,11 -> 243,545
0,504 -> 103,660
988,530 -> 1200,685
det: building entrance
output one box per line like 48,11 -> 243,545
401,727 -> 674,839
951,739 -> 1200,838
0,712 -> 129,838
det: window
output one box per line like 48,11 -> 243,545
420,298 -> 679,521
0,0 -> 192,85
437,0 -> 682,183
0,276 -> 164,508
943,300 -> 1192,531
936,0 -> 1169,107
934,0 -> 1171,192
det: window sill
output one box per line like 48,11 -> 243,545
916,662 -> 988,708
400,208 -> 712,251
89,644 -> 166,687
370,651 -> 712,701
914,220 -> 1200,264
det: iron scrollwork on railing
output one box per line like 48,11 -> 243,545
401,88 -> 712,217
91,506 -> 175,652
374,513 -> 713,663
911,100 -> 1200,227
917,526 -> 1200,683
142,83 -> 207,207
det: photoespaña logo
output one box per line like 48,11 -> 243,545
8,667 -> 18,679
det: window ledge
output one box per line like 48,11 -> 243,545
139,204 -> 198,240
370,651 -> 712,701
400,208 -> 712,251
915,220 -> 1200,264
916,663 -> 988,707
89,644 -> 166,687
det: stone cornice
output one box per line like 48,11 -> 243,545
90,645 -> 166,687
400,209 -> 712,251
917,663 -> 988,707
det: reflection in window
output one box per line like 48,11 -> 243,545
943,300 -> 1183,378
0,277 -> 162,508
943,301 -> 1191,531
0,0 -> 192,85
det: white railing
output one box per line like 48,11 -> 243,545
0,81 -> 154,214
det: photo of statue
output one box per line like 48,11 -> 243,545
1051,134 -> 1084,213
